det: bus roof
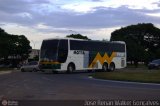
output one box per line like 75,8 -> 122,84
43,37 -> 88,41
111,41 -> 126,44
43,37 -> 125,44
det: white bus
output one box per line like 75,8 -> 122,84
39,38 -> 126,73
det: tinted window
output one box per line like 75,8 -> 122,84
70,40 -> 125,52
58,40 -> 68,63
70,40 -> 108,51
41,40 -> 59,50
108,43 -> 125,52
40,40 -> 59,60
70,40 -> 84,50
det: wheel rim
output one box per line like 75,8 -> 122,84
69,65 -> 73,72
103,65 -> 107,71
110,64 -> 115,71
110,67 -> 113,71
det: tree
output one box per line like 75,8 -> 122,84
66,34 -> 90,40
15,35 -> 31,60
0,28 -> 10,59
0,28 -> 31,67
110,23 -> 160,66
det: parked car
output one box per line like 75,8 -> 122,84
21,61 -> 39,72
148,59 -> 160,69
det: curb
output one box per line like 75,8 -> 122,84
89,76 -> 160,86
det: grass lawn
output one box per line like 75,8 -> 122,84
92,68 -> 160,83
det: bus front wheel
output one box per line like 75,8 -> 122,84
102,63 -> 108,72
67,63 -> 75,73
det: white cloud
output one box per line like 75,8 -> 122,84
61,0 -> 160,13
107,0 -> 160,10
61,2 -> 97,13
155,24 -> 160,30
17,12 -> 33,19
0,0 -> 160,49
146,13 -> 160,17
0,23 -> 121,49
85,27 -> 120,40
36,23 -> 51,29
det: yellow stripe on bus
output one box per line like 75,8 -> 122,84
40,61 -> 60,64
89,52 -> 116,68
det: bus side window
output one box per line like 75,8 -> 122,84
58,40 -> 68,63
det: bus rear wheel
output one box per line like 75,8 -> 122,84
67,63 -> 75,73
109,63 -> 115,71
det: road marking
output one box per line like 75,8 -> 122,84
88,76 -> 160,86
88,76 -> 93,79
87,77 -> 160,91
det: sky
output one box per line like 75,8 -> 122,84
0,0 -> 160,49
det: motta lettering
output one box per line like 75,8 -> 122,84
74,50 -> 85,54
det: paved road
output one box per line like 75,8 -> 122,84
0,71 -> 160,100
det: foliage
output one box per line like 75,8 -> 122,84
66,34 -> 90,40
110,23 -> 160,65
0,28 -> 31,67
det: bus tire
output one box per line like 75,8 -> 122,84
102,62 -> 108,72
87,70 -> 93,73
67,63 -> 75,73
109,62 -> 115,71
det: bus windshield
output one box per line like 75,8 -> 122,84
40,40 -> 59,61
